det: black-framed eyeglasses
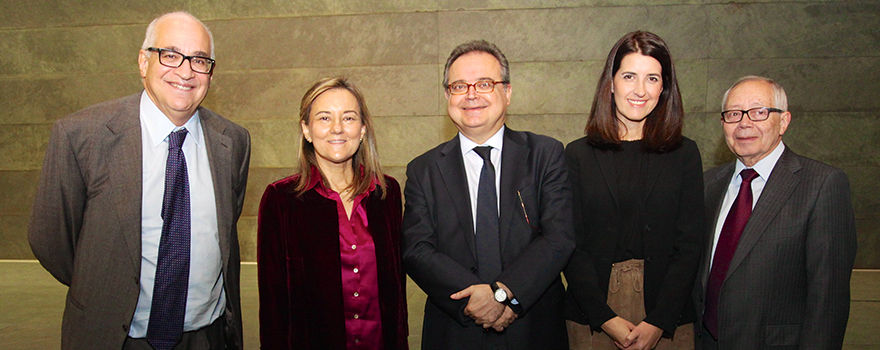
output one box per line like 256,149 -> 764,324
721,107 -> 784,124
146,47 -> 215,74
447,79 -> 506,95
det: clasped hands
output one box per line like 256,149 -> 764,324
601,316 -> 664,350
450,282 -> 518,332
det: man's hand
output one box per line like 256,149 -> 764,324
621,321 -> 663,350
601,316 -> 636,349
490,305 -> 518,331
450,284 -> 504,327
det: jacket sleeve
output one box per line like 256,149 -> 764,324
562,142 -> 619,329
257,183 -> 291,349
401,160 -> 484,326
28,120 -> 85,286
495,139 -> 576,313
800,167 -> 857,348
642,140 -> 705,335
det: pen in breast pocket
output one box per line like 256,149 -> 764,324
517,190 -> 530,226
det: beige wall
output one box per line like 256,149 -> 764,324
1,1 -> 878,348
4,0 -> 877,265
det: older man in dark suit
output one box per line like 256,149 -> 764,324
28,12 -> 250,350
402,40 -> 575,350
695,75 -> 856,349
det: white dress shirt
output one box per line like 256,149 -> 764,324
709,141 -> 786,268
129,91 -> 225,337
459,126 -> 505,232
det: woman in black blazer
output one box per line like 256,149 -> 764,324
563,31 -> 705,350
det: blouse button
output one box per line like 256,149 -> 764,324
354,292 -> 359,297
353,268 -> 359,273
354,314 -> 360,319
351,244 -> 357,250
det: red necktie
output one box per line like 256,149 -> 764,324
704,168 -> 759,339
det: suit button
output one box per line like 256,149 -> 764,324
646,256 -> 652,263
470,267 -> 477,273
122,324 -> 128,331
644,225 -> 651,232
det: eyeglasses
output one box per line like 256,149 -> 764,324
720,107 -> 785,124
146,47 -> 216,74
447,79 -> 506,95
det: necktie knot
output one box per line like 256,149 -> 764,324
168,129 -> 188,150
474,146 -> 493,163
740,168 -> 758,184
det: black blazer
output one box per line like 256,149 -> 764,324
402,127 -> 575,350
563,136 -> 704,335
694,147 -> 857,349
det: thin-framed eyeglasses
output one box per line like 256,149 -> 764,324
146,47 -> 216,74
721,107 -> 785,124
447,79 -> 506,95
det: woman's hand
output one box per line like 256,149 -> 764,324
601,316 -> 636,349
622,321 -> 663,349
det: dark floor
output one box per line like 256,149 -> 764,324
1,261 -> 877,349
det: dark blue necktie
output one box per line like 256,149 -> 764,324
474,146 -> 501,282
147,128 -> 191,350
704,168 -> 758,339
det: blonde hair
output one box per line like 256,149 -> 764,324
295,77 -> 386,198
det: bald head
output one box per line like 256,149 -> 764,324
142,12 -> 214,58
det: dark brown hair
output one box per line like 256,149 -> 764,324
585,31 -> 683,153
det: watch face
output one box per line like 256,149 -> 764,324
494,288 -> 507,302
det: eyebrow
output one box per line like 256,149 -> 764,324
165,46 -> 211,58
451,77 -> 497,83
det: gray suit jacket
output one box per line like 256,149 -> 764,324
28,93 -> 251,349
402,128 -> 575,350
695,147 -> 856,349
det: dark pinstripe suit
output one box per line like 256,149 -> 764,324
694,146 -> 857,349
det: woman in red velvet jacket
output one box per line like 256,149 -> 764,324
258,77 -> 408,349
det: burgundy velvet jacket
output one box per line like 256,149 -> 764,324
257,172 -> 408,349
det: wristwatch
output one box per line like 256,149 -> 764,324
491,282 -> 523,314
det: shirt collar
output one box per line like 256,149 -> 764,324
139,90 -> 204,148
459,125 -> 505,156
734,140 -> 785,181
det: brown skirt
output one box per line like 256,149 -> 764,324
567,259 -> 693,350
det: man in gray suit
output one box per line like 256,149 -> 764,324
695,75 -> 856,349
28,12 -> 250,349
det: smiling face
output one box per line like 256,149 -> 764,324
302,88 -> 366,171
722,79 -> 791,167
139,14 -> 213,126
612,52 -> 663,135
445,51 -> 511,144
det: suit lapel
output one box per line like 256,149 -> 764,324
726,148 -> 802,280
436,136 -> 478,260
701,164 -> 734,289
106,94 -> 145,273
594,148 -> 621,208
201,109 -> 234,269
499,129 -> 528,254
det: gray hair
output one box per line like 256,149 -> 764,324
722,75 -> 788,111
442,40 -> 510,89
141,12 -> 215,59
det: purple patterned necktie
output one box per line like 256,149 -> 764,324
474,146 -> 501,282
147,128 -> 191,350
704,168 -> 759,339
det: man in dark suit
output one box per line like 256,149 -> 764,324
402,40 -> 575,350
28,12 -> 250,349
695,76 -> 856,349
